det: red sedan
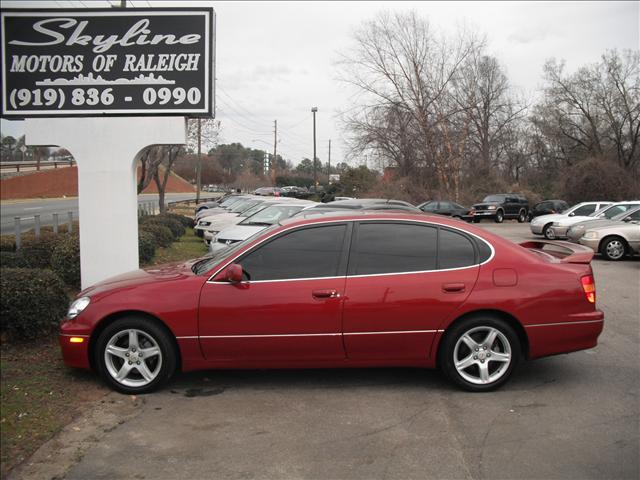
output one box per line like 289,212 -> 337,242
60,212 -> 604,393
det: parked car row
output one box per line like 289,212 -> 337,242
530,201 -> 640,260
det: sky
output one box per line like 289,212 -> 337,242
1,0 -> 638,167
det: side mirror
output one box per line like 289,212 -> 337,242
622,217 -> 632,223
569,212 -> 575,217
225,263 -> 243,283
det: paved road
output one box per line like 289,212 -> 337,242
23,223 -> 640,479
0,193 -> 204,235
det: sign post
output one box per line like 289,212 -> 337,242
2,8 -> 215,288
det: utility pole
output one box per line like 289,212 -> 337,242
311,107 -> 318,186
272,119 -> 277,184
196,118 -> 202,202
328,139 -> 331,181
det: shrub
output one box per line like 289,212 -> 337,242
19,232 -> 61,269
0,251 -> 27,268
0,236 -> 16,252
1,268 -> 69,341
140,224 -> 174,248
51,234 -> 81,288
163,212 -> 194,228
138,231 -> 157,264
141,216 -> 185,239
558,157 -> 638,204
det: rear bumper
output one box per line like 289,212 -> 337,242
526,310 -> 604,358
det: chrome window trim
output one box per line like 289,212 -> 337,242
59,333 -> 90,337
205,218 -> 495,284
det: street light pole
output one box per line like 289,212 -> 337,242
311,107 -> 318,186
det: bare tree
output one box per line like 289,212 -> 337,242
338,11 -> 485,199
153,145 -> 183,214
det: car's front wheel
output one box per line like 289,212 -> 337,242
94,316 -> 177,394
600,236 -> 627,261
543,224 -> 554,240
440,316 -> 520,392
494,210 -> 504,223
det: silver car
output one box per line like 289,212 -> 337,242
579,208 -> 640,260
549,201 -> 640,239
566,206 -> 640,243
529,201 -> 611,239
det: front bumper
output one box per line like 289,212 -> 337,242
59,333 -> 91,369
530,223 -> 544,234
579,237 -> 600,252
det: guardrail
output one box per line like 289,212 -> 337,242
9,202 -> 160,249
0,160 -> 75,172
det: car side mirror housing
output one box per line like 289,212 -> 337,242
568,212 -> 575,217
225,263 -> 243,283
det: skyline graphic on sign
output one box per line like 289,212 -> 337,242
35,73 -> 176,86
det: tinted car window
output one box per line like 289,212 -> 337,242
439,229 -> 477,269
603,204 -> 639,219
352,223 -> 437,275
239,225 -> 347,281
627,210 -> 640,221
573,204 -> 597,216
421,201 -> 438,212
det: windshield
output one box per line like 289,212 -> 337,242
230,200 -> 260,213
220,196 -> 243,208
483,195 -> 506,202
240,204 -> 306,226
191,224 -> 279,275
239,203 -> 272,218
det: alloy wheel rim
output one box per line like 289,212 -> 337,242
104,329 -> 162,388
606,240 -> 624,259
453,326 -> 512,385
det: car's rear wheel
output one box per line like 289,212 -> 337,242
600,236 -> 627,261
94,316 -> 177,394
543,224 -> 554,240
440,316 -> 520,392
517,210 -> 527,223
494,210 -> 504,223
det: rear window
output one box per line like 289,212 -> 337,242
439,229 -> 475,269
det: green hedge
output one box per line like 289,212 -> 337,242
140,223 -> 174,248
163,212 -> 194,228
19,232 -> 61,269
51,234 -> 81,289
0,236 -> 15,252
138,230 -> 157,264
0,268 -> 69,341
141,216 -> 185,239
0,251 -> 27,268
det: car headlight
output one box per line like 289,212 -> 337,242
583,231 -> 598,240
67,296 -> 90,319
487,206 -> 497,210
199,221 -> 211,227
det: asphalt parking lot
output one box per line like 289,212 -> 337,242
16,222 -> 640,480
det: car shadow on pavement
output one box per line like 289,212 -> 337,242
160,356 -> 583,397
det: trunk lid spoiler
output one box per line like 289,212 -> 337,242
519,240 -> 594,264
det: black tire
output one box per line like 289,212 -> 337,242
94,316 -> 177,394
517,210 -> 527,223
494,210 -> 504,223
543,224 -> 554,240
600,236 -> 627,261
439,316 -> 521,392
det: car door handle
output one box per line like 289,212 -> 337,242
442,283 -> 465,293
312,289 -> 340,299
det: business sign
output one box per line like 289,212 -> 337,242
1,8 -> 214,118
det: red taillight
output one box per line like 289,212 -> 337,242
581,275 -> 596,304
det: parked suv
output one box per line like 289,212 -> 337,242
470,194 -> 528,223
